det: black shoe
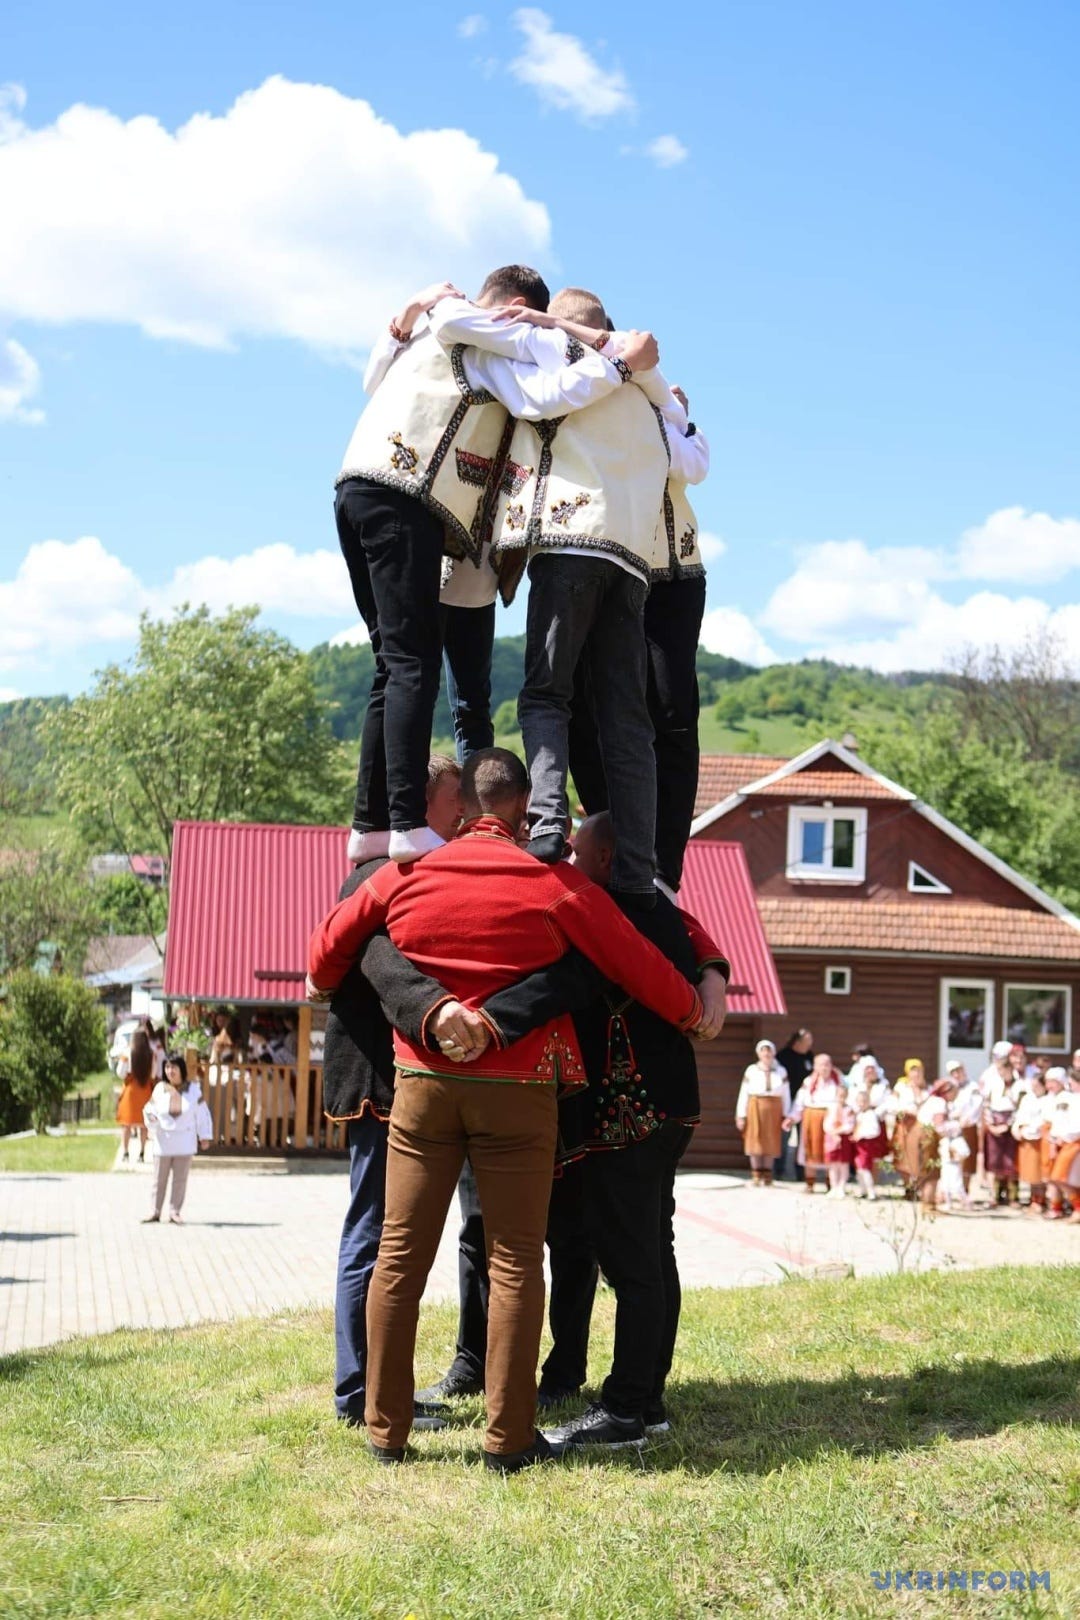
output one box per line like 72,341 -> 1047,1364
643,1402 -> 670,1435
543,1401 -> 646,1453
483,1431 -> 554,1475
415,1370 -> 484,1401
526,832 -> 569,865
536,1384 -> 579,1412
610,888 -> 657,914
369,1441 -> 406,1465
412,1401 -> 449,1431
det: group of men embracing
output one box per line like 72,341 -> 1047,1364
306,264 -> 731,1473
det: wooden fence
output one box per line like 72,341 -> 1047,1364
192,1059 -> 347,1155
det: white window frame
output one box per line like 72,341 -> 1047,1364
786,806 -> 868,883
1003,982 -> 1073,1054
824,965 -> 852,995
908,860 -> 951,895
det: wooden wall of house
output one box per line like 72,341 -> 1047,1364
684,1016 -> 759,1169
699,799 -> 1039,910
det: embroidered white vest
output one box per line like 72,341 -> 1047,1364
336,332 -> 512,560
492,384 -> 670,583
651,478 -> 704,581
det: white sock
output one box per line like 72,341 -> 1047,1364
388,827 -> 446,863
346,829 -> 391,863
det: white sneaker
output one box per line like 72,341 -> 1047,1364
389,827 -> 446,863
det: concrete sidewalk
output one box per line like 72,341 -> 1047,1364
2,1155 -> 1078,1354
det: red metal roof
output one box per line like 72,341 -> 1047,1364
679,841 -> 787,1016
164,821 -> 349,1004
164,820 -> 786,1018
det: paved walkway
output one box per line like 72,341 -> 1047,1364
2,1153 -> 1078,1354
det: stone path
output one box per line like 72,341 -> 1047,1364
2,1151 -> 1078,1354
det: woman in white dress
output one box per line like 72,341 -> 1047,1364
735,1040 -> 792,1187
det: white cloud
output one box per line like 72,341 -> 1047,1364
329,623 -> 372,648
0,78 -> 550,356
0,538 -> 142,670
0,336 -> 44,423
760,539 -> 947,639
458,13 -> 487,37
697,530 -> 727,563
806,593 -> 1080,675
154,544 -> 350,620
646,134 -> 688,168
956,506 -> 1080,584
509,10 -> 635,121
0,687 -> 22,702
699,607 -> 777,667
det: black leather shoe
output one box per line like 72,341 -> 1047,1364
543,1402 -> 646,1453
369,1441 -> 406,1465
536,1385 -> 579,1412
526,832 -> 569,865
483,1431 -> 555,1475
415,1370 -> 484,1401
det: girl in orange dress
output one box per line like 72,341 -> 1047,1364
116,1027 -> 154,1163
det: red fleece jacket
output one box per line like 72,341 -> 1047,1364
308,820 -> 704,1085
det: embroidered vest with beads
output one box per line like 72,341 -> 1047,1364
336,332 -> 511,562
491,384 -> 670,593
650,477 -> 704,582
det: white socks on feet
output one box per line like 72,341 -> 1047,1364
388,827 -> 446,863
346,829 -> 391,863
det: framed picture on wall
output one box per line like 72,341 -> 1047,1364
1003,984 -> 1071,1052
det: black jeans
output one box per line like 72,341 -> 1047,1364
519,554 -> 655,895
569,575 -> 705,892
441,602 -> 496,764
584,1120 -> 693,1418
335,478 -> 445,833
450,1157 -> 599,1394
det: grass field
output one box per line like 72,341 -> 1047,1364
2,1266 -> 1078,1619
0,1129 -> 117,1173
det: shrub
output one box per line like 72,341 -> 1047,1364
0,973 -> 106,1133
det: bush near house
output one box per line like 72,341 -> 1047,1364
0,972 -> 105,1133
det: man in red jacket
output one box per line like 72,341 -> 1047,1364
308,748 -> 709,1473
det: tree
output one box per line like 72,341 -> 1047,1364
0,823 -> 100,975
93,872 -> 169,936
45,606 -> 351,860
0,973 -> 105,1132
951,630 -> 1080,772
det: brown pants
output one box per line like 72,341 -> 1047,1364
151,1154 -> 192,1218
365,1073 -> 557,1455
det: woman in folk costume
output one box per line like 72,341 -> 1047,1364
823,1086 -> 857,1198
982,1039 -> 1021,1205
851,1071 -> 890,1199
735,1040 -> 792,1186
947,1059 -> 984,1195
891,1058 -> 930,1195
1044,1074 -> 1080,1221
915,1078 -> 958,1209
1038,1069 -> 1068,1210
791,1053 -> 841,1194
1012,1071 -> 1048,1211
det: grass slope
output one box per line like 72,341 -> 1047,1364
0,1130 -> 117,1173
2,1268 -> 1078,1618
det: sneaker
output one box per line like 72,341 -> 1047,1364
415,1370 -> 484,1401
369,1441 -> 406,1465
412,1401 -> 449,1432
483,1431 -> 554,1475
643,1403 -> 670,1435
536,1385 -> 579,1412
543,1402 -> 646,1453
526,832 -> 569,865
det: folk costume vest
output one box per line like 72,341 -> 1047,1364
336,331 -> 511,561
492,381 -> 670,592
651,475 -> 705,583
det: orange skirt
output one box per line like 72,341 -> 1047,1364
801,1106 -> 827,1165
1040,1126 -> 1055,1182
116,1078 -> 153,1126
1016,1139 -> 1045,1186
1049,1140 -> 1080,1183
745,1093 -> 783,1158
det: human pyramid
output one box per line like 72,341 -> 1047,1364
306,264 -> 730,1474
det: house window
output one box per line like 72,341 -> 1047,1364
786,807 -> 867,882
1004,984 -> 1072,1052
825,966 -> 852,995
908,860 -> 951,894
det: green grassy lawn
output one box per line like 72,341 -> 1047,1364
0,1129 -> 117,1173
2,1267 -> 1078,1619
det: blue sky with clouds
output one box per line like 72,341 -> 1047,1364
2,0 -> 1079,698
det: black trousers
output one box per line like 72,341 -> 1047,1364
569,575 -> 706,891
442,602 -> 496,763
585,1120 -> 693,1418
335,477 -> 445,833
449,1157 -> 598,1394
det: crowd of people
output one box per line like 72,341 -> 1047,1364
736,1029 -> 1080,1217
304,265 -> 729,1474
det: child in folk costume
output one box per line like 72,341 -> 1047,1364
948,1059 -> 984,1195
1012,1073 -> 1048,1211
1038,1069 -> 1068,1212
443,288 -> 681,905
891,1059 -> 930,1195
142,1054 -> 213,1225
982,1040 -> 1021,1205
735,1040 -> 792,1186
851,1079 -> 890,1199
938,1134 -> 971,1212
336,270 -> 654,867
823,1088 -> 857,1198
792,1054 -> 842,1193
1044,1074 -> 1080,1221
914,1078 -> 959,1209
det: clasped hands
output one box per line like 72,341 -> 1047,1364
430,1001 -> 491,1064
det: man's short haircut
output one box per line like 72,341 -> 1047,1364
426,754 -> 462,798
461,747 -> 529,813
477,265 -> 551,311
581,809 -> 616,853
549,286 -> 609,331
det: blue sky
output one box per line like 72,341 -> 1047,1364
2,0 -> 1079,698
